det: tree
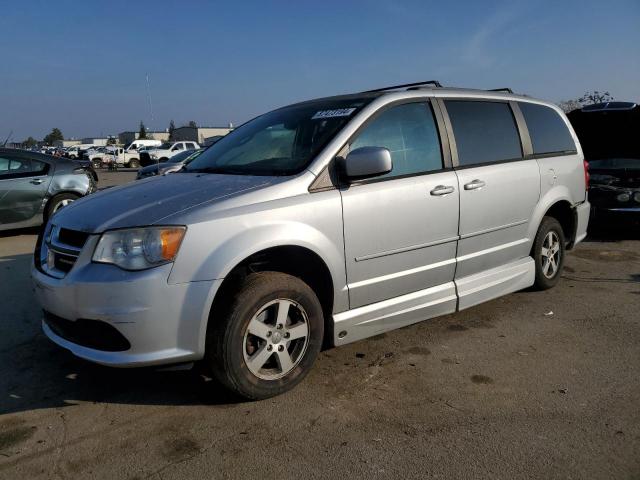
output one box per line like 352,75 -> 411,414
138,121 -> 148,139
43,128 -> 63,145
168,119 -> 176,140
579,90 -> 614,105
23,136 -> 38,148
557,90 -> 615,113
187,120 -> 197,128
557,99 -> 582,113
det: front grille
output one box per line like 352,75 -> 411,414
44,311 -> 131,352
53,251 -> 77,273
58,228 -> 90,249
38,224 -> 91,278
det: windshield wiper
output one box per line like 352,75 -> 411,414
187,167 -> 247,175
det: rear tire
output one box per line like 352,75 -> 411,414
46,193 -> 79,220
128,158 -> 140,168
532,216 -> 566,290
206,272 -> 324,400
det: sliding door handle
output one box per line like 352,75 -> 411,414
464,179 -> 486,190
430,185 -> 455,196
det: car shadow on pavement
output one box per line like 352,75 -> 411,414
0,226 -> 40,239
0,252 -> 244,417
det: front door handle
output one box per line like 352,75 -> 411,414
464,179 -> 486,190
430,185 -> 455,196
30,178 -> 45,185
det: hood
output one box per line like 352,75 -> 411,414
51,172 -> 274,233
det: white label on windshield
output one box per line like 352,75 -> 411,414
311,108 -> 356,119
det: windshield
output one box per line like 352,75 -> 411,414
588,158 -> 640,169
568,108 -> 639,160
159,143 -> 172,150
185,98 -> 371,176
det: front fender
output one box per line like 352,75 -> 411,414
168,191 -> 348,312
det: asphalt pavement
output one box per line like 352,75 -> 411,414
0,171 -> 638,479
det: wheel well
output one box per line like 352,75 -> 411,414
544,201 -> 576,248
210,246 -> 335,346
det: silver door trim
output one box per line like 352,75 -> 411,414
459,219 -> 528,240
456,237 -> 529,263
456,256 -> 534,310
348,257 -> 457,290
333,281 -> 457,346
354,235 -> 459,262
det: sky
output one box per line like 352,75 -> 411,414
1,0 -> 639,141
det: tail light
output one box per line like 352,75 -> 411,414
583,160 -> 590,191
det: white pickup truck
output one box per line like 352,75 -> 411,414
140,141 -> 200,166
102,147 -> 140,168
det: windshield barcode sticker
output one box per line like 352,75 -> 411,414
311,108 -> 356,119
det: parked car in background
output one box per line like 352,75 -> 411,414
31,83 -> 589,399
0,148 -> 97,231
567,102 -> 640,226
64,144 -> 96,159
136,148 -> 203,179
139,141 -> 199,166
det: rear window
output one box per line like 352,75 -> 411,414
445,101 -> 522,166
519,102 -> 576,155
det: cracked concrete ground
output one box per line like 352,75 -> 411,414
0,171 -> 638,479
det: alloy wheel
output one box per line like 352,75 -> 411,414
242,299 -> 310,380
541,231 -> 561,279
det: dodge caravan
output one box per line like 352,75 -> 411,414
32,82 -> 590,399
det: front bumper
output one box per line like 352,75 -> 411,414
31,253 -> 221,367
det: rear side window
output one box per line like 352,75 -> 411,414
519,102 -> 576,155
445,101 -> 522,166
0,157 -> 46,177
350,102 -> 443,178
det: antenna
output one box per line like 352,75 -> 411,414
146,73 -> 154,126
2,130 -> 13,147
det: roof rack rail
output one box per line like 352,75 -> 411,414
488,88 -> 513,93
364,80 -> 443,93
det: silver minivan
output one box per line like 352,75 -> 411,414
32,82 -> 590,399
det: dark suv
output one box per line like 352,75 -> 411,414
568,102 -> 640,225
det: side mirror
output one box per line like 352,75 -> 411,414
340,146 -> 392,180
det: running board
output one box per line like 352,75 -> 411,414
455,256 -> 534,310
333,282 -> 457,346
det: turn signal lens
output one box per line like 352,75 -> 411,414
160,228 -> 185,261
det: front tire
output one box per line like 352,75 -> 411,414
532,216 -> 566,290
206,272 -> 324,400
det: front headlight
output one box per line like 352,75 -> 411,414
92,226 -> 186,270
